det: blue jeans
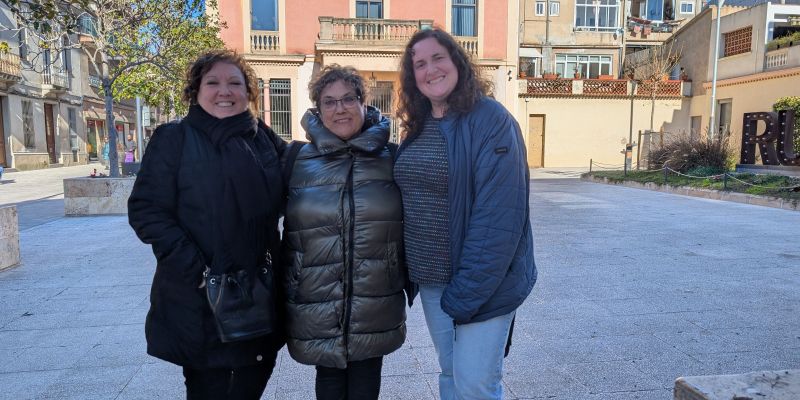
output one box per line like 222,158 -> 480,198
419,285 -> 515,400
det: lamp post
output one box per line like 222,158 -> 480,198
708,0 -> 725,140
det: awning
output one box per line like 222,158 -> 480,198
519,47 -> 543,58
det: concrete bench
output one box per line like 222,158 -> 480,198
64,177 -> 135,216
675,370 -> 799,400
0,205 -> 20,271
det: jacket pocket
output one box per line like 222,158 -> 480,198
385,242 -> 404,291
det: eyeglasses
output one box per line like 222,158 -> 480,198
320,95 -> 361,111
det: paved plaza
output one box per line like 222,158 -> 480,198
0,166 -> 799,399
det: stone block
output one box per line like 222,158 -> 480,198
746,195 -> 784,209
0,206 -> 20,271
674,369 -> 800,400
63,177 -> 135,216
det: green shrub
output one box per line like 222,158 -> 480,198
766,32 -> 800,51
647,133 -> 732,173
773,96 -> 800,154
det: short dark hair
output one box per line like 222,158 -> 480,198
182,49 -> 259,110
308,64 -> 366,108
397,28 -> 491,138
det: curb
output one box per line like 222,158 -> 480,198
582,175 -> 800,212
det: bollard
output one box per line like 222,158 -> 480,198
663,167 -> 668,184
723,173 -> 728,190
589,158 -> 593,173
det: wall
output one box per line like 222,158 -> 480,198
218,0 -> 244,52
286,0 -> 346,54
518,95 -> 685,167
483,0 -> 509,60
714,4 -> 769,80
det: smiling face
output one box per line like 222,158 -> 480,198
412,37 -> 459,116
197,62 -> 250,119
319,79 -> 365,140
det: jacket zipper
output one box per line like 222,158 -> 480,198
342,150 -> 356,356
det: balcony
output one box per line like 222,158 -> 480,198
317,17 -> 433,52
88,75 -> 102,88
251,30 -> 280,54
764,45 -> 800,71
42,70 -> 69,96
522,77 -> 686,98
0,52 -> 22,85
625,17 -> 678,43
455,36 -> 478,57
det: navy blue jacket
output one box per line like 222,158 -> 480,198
398,97 -> 537,324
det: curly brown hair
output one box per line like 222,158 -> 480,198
308,64 -> 367,108
182,49 -> 259,112
397,28 -> 490,139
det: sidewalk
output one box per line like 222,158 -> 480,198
0,177 -> 798,399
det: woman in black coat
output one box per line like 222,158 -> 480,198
128,50 -> 286,400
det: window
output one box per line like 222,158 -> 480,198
723,26 -> 751,57
679,1 -> 694,14
575,0 -> 620,32
356,0 -> 383,18
268,79 -> 292,141
718,100 -> 732,136
62,37 -> 72,76
647,0 -> 663,21
452,0 -> 477,36
18,29 -> 27,61
555,54 -> 612,78
536,1 -> 559,17
251,0 -> 278,30
68,108 -> 78,151
22,100 -> 34,148
367,81 -> 399,142
550,1 -> 560,16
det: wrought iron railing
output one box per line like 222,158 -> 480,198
88,75 -> 102,88
43,70 -> 69,89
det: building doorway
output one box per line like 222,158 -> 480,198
44,103 -> 57,164
0,97 -> 7,167
527,114 -> 545,168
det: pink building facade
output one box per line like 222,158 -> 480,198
214,0 -> 520,141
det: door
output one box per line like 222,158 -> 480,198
527,114 -> 545,168
44,103 -> 57,164
0,97 -> 6,167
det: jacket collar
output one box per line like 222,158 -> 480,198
301,106 -> 390,155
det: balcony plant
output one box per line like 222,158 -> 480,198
766,32 -> 800,51
573,67 -> 581,79
542,71 -> 558,80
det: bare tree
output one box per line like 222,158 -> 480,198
624,40 -> 682,132
1,0 -> 222,176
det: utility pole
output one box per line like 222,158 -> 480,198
708,0 -> 725,140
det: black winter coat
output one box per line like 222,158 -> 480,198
128,117 -> 285,369
282,108 -> 406,369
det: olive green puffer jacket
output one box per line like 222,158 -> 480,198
281,107 -> 406,369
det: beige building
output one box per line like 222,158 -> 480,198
661,1 -> 800,157
517,0 -> 694,167
0,5 -> 88,170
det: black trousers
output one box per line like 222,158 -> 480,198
315,356 -> 383,400
183,361 -> 276,400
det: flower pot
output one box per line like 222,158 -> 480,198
543,73 -> 558,80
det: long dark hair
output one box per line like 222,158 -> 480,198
397,28 -> 490,139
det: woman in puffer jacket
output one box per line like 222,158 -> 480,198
281,64 -> 406,400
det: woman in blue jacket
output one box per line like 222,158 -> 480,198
394,28 -> 537,400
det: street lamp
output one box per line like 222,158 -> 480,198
708,0 -> 725,140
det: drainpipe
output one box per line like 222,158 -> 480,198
708,0 -> 725,140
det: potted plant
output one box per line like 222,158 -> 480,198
542,71 -> 558,80
573,67 -> 582,79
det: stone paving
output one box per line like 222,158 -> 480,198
0,168 -> 799,399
